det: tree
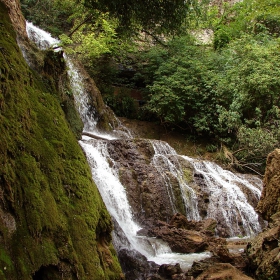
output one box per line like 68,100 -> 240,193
82,0 -> 194,35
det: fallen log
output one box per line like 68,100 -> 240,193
82,131 -> 110,141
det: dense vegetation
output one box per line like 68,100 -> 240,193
21,0 -> 280,173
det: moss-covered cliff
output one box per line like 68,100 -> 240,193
0,2 -> 122,279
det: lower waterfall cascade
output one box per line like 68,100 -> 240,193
24,21 -> 264,273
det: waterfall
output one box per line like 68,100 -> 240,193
151,140 -> 200,221
66,59 -> 98,132
79,138 -> 151,256
24,21 -> 263,273
183,156 -> 262,237
26,21 -> 60,50
24,22 -> 211,267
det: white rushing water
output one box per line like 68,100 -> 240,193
26,21 -> 60,50
65,59 -> 99,133
151,140 -> 200,221
183,156 -> 262,237
25,21 -> 263,272
79,139 -> 147,254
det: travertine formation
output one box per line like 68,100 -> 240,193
246,149 -> 280,279
257,149 -> 280,220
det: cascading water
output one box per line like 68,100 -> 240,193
79,137 -> 157,257
24,21 -> 263,274
183,156 -> 262,237
24,22 -> 212,268
66,59 -> 98,133
26,21 -> 60,50
65,53 -> 133,139
151,140 -> 200,221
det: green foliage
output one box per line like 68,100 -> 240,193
104,89 -> 137,119
83,0 -> 196,35
216,34 -> 280,129
21,0 -> 75,36
133,29 -> 280,172
141,37 -> 220,134
213,26 -> 231,50
71,13 -> 118,59
235,125 -> 279,171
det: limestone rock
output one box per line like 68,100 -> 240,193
188,257 -> 221,278
170,213 -> 216,236
107,139 -> 179,224
246,223 -> 280,279
118,248 -> 159,280
145,214 -> 220,254
158,263 -> 186,279
257,149 -> 280,221
246,149 -> 280,279
194,263 -> 253,280
152,226 -> 208,253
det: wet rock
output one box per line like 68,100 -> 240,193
142,214 -> 222,254
246,149 -> 280,279
158,263 -> 184,278
187,257 -> 221,278
149,225 -> 208,254
107,139 -> 179,224
118,248 -> 159,280
146,275 -> 163,280
169,213 -> 189,228
170,213 -> 216,236
246,223 -> 280,279
211,243 -> 233,263
187,237 -> 250,278
194,263 -> 253,280
257,149 -> 280,221
117,249 -> 188,280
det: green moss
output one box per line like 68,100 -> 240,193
182,168 -> 193,184
0,2 -> 122,279
170,179 -> 186,215
0,247 -> 15,279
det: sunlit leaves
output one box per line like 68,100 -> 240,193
72,14 -> 118,59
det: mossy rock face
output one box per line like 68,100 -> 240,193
0,3 -> 122,279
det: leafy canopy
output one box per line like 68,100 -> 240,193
82,0 -> 194,35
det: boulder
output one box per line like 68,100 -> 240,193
246,149 -> 280,279
170,213 -> 216,236
187,257 -> 221,278
257,149 -> 280,221
151,226 -> 208,253
194,263 -> 253,280
117,248 -> 159,280
158,263 -> 185,279
246,222 -> 280,279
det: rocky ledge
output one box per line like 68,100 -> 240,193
119,213 -> 252,279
